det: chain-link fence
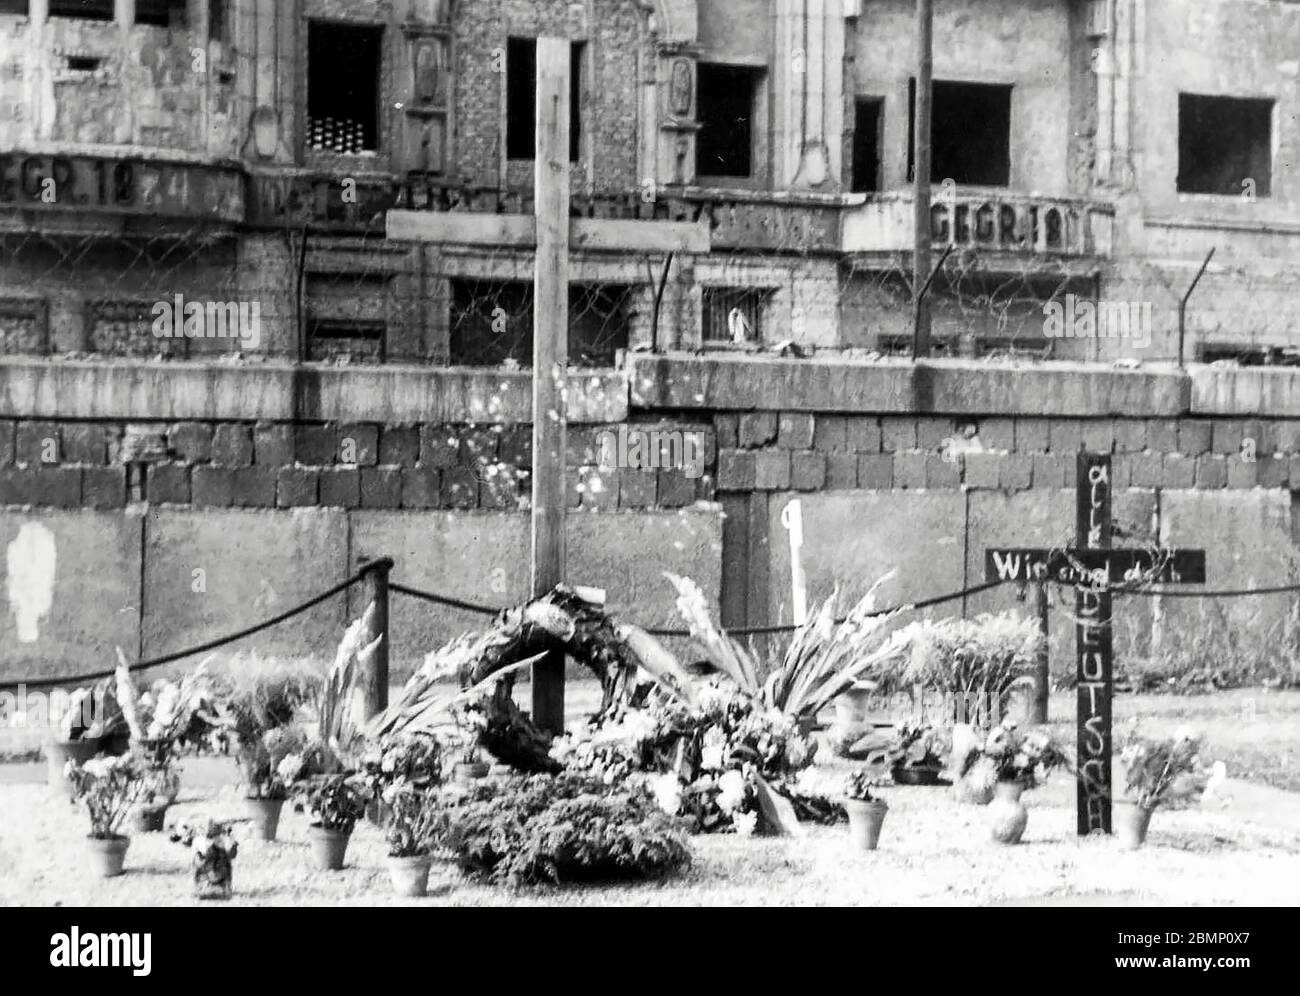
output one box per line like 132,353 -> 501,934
4,186 -> 1300,366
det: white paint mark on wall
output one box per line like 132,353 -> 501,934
6,522 -> 57,643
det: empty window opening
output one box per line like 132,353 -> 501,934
66,55 -> 102,72
450,279 -> 630,366
0,2 -> 30,17
505,38 -> 584,162
696,63 -> 763,178
49,0 -> 113,20
851,97 -> 883,193
135,0 -> 187,28
307,320 -> 385,364
307,21 -> 384,155
1178,94 -> 1272,196
702,287 -> 769,345
909,80 -> 1012,186
209,0 -> 226,42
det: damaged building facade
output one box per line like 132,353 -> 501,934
4,0 -> 1300,678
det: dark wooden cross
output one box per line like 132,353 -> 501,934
984,453 -> 1207,835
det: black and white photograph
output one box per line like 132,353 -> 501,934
0,0 -> 1290,956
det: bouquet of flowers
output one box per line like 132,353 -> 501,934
954,719 -> 1069,792
879,721 -> 948,775
1120,726 -> 1208,811
66,753 -> 148,839
169,818 -> 239,899
115,659 -> 216,806
552,681 -> 826,835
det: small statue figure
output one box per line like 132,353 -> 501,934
170,818 -> 239,900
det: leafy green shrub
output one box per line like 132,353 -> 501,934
442,774 -> 692,887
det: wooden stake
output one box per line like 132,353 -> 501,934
912,0 -> 934,358
1031,573 -> 1049,724
359,556 -> 392,720
531,37 -> 570,736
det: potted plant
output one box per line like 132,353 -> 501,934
382,781 -> 447,897
877,721 -> 948,785
448,705 -> 491,783
65,753 -> 148,877
843,768 -> 888,851
206,660 -> 319,842
44,681 -> 117,795
238,727 -> 308,841
282,743 -> 370,871
170,818 -> 239,900
1116,727 -> 1207,849
956,719 -> 1069,844
115,659 -> 214,832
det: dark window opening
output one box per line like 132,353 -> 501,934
1200,344 -> 1300,367
851,97 -> 883,193
696,63 -> 763,178
49,0 -> 113,20
449,279 -> 631,366
66,55 -> 102,72
0,2 -> 30,17
505,38 -> 584,162
702,287 -> 768,345
307,21 -> 384,155
135,0 -> 187,28
307,320 -> 385,364
208,0 -> 226,42
1178,94 -> 1272,196
909,79 -> 1012,186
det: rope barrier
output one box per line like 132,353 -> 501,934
8,563 -> 1300,693
0,566 -> 375,691
390,575 -> 1012,638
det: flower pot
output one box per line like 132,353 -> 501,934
845,798 -> 888,851
87,835 -> 130,878
133,803 -> 169,834
454,762 -> 490,784
387,853 -> 434,897
953,777 -> 994,806
45,738 -> 99,795
989,780 -> 1029,844
246,797 -> 285,841
1114,801 -> 1154,849
892,764 -> 943,786
308,826 -> 351,871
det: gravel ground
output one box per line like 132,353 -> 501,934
2,762 -> 1297,907
3,685 -> 1297,906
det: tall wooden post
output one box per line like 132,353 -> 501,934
359,556 -> 392,720
531,37 -> 570,735
1076,454 -> 1112,834
912,0 -> 933,358
1031,571 -> 1049,724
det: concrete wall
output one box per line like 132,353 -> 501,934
2,502 -> 721,681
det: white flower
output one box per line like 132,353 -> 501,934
732,809 -> 758,837
716,770 -> 747,813
649,773 -> 683,816
700,727 -> 726,771
276,753 -> 304,785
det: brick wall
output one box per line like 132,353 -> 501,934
714,413 -> 1300,495
453,0 -> 647,191
0,417 -> 717,513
